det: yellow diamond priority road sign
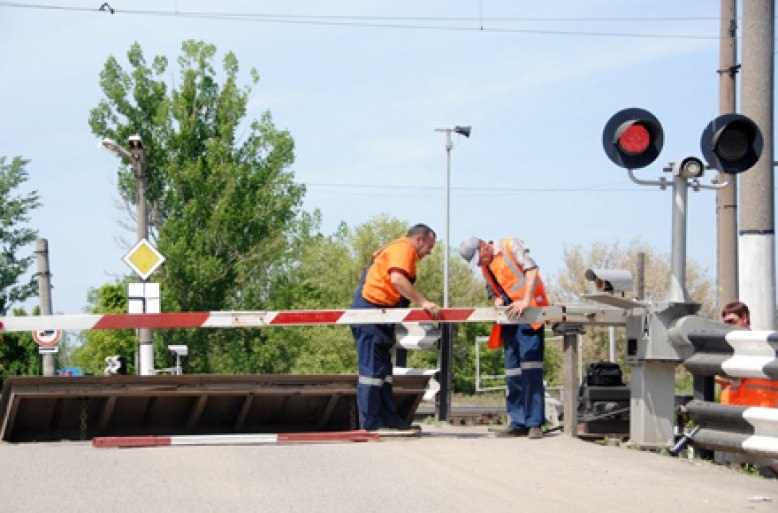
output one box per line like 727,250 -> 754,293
123,239 -> 166,280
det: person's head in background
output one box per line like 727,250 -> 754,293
721,301 -> 750,328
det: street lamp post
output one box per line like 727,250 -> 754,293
433,125 -> 470,422
99,135 -> 154,376
434,125 -> 471,308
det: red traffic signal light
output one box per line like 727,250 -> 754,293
700,114 -> 763,174
602,108 -> 664,169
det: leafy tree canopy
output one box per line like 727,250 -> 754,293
87,40 -> 304,373
71,283 -> 137,375
0,309 -> 42,387
0,156 -> 40,315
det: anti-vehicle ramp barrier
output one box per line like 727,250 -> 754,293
0,374 -> 429,443
680,328 -> 778,458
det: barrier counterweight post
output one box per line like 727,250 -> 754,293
436,323 -> 453,422
555,322 -> 585,437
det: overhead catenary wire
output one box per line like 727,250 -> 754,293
301,181 -> 702,194
0,1 -> 740,40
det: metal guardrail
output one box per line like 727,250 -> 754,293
682,400 -> 778,459
681,329 -> 778,459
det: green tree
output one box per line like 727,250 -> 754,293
71,283 -> 136,375
0,156 -> 40,316
88,40 -> 304,373
0,309 -> 43,387
0,156 -> 41,385
82,35 -> 556,390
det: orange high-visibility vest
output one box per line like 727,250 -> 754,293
482,239 -> 549,331
361,237 -> 418,307
720,378 -> 778,408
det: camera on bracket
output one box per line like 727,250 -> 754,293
168,345 -> 188,358
584,268 -> 633,296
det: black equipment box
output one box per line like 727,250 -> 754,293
579,360 -> 629,437
585,361 -> 624,386
578,385 -> 630,435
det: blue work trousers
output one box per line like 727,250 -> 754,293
351,322 -> 405,430
502,324 -> 545,429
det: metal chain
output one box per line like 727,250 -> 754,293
79,398 -> 89,440
350,399 -> 358,430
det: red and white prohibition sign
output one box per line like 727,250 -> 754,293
32,329 -> 62,346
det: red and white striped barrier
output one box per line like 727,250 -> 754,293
0,304 -> 630,333
92,429 -> 379,448
0,307 -> 542,333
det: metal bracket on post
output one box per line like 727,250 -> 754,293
552,321 -> 586,437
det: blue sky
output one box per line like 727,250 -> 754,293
0,0 -> 757,315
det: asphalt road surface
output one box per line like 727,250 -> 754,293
0,424 -> 775,513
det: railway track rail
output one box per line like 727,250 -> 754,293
414,405 -> 506,426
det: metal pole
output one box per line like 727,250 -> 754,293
554,322 -> 584,437
443,129 -> 452,309
434,125 -> 467,422
636,252 -> 645,300
35,238 -> 55,376
716,0 -> 739,310
435,127 -> 454,422
564,332 -> 578,437
436,323 -> 452,422
669,175 -> 691,303
739,0 -> 776,330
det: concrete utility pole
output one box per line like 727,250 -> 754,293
716,0 -> 738,310
739,0 -> 776,330
128,137 -> 154,375
99,135 -> 155,375
35,238 -> 54,376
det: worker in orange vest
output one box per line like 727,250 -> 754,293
718,301 -> 778,408
350,224 -> 441,431
459,236 -> 550,439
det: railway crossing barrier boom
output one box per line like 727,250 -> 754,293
6,305 -> 777,457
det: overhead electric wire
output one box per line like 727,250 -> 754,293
302,181 -> 661,195
0,1 -> 735,40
